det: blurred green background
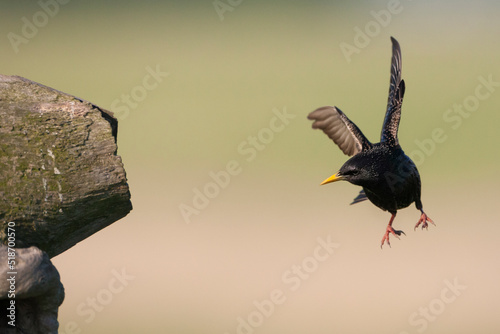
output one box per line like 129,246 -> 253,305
2,0 -> 500,333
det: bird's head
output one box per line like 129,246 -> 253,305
320,155 -> 375,187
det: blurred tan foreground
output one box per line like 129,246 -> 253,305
53,174 -> 499,334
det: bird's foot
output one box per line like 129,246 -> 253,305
381,225 -> 405,248
414,212 -> 435,231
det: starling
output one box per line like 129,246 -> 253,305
308,37 -> 434,248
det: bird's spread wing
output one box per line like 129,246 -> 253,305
350,189 -> 368,205
380,37 -> 405,145
308,106 -> 372,156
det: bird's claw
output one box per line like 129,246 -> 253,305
414,212 -> 435,231
381,226 -> 405,248
395,230 -> 406,237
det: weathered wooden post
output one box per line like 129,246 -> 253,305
0,75 -> 132,333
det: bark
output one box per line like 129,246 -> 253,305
0,74 -> 132,258
0,74 -> 132,333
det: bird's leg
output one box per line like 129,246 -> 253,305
414,210 -> 435,230
381,212 -> 405,248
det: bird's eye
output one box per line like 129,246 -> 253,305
342,169 -> 357,176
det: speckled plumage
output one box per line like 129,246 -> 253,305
308,37 -> 434,247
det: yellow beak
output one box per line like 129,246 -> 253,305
320,172 -> 344,185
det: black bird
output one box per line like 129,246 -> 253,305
308,37 -> 434,247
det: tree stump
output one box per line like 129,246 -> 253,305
0,75 -> 132,333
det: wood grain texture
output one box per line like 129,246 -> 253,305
0,75 -> 132,258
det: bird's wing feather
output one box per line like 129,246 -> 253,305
350,189 -> 368,205
380,37 -> 405,145
308,106 -> 372,156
